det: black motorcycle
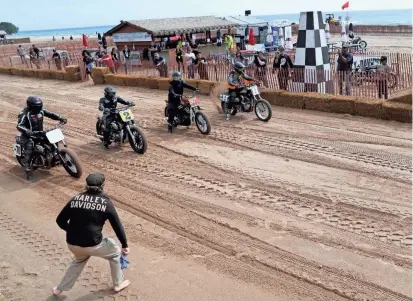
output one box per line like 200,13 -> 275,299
164,91 -> 211,135
96,104 -> 148,154
220,80 -> 272,122
13,122 -> 83,178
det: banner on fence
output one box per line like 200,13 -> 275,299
113,32 -> 152,43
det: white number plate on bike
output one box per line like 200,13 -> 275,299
46,128 -> 65,144
12,143 -> 21,156
119,109 -> 134,122
250,85 -> 260,96
220,94 -> 229,102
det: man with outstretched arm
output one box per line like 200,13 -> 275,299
52,172 -> 130,296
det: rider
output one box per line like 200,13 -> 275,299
17,96 -> 66,181
226,61 -> 256,120
167,71 -> 198,133
98,86 -> 135,150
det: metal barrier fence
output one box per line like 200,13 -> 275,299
1,49 -> 411,100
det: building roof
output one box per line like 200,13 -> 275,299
0,30 -> 7,36
224,16 -> 268,26
106,16 -> 237,36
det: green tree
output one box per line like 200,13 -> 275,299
0,22 -> 19,35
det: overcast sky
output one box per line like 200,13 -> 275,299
2,0 -> 412,30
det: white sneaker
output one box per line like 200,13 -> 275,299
114,280 -> 131,293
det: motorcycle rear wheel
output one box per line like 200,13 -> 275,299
60,148 -> 83,178
96,119 -> 104,141
128,125 -> 148,154
221,102 -> 237,116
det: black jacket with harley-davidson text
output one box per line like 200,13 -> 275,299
17,108 -> 61,136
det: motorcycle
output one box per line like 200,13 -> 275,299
164,91 -> 211,135
219,80 -> 272,122
347,36 -> 367,49
96,104 -> 148,154
13,122 -> 83,178
352,65 -> 398,89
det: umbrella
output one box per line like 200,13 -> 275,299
82,34 -> 88,48
248,28 -> 255,45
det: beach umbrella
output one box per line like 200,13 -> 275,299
248,28 -> 255,45
82,34 -> 88,48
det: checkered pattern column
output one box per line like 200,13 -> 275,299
291,11 -> 332,93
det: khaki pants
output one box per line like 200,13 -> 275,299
57,237 -> 123,291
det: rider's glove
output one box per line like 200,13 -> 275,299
103,108 -> 110,114
32,131 -> 43,136
128,101 -> 136,106
25,130 -> 33,136
60,117 -> 67,124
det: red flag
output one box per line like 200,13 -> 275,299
82,34 -> 88,48
248,28 -> 255,45
342,1 -> 349,10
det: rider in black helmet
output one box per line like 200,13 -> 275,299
98,86 -> 135,150
226,61 -> 255,120
17,96 -> 66,181
167,71 -> 198,133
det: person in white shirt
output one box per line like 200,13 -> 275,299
184,48 -> 196,79
17,45 -> 26,63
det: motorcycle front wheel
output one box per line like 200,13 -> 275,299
128,125 -> 148,154
254,99 -> 272,122
195,112 -> 211,135
359,40 -> 367,49
60,148 -> 83,178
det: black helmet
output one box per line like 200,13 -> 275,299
172,71 -> 182,81
233,61 -> 245,74
26,96 -> 43,114
104,86 -> 116,100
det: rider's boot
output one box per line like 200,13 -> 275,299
102,131 -> 111,150
25,168 -> 35,182
167,124 -> 173,133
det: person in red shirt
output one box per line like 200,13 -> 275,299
98,51 -> 116,73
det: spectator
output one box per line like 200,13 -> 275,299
70,35 -> 73,40
32,44 -> 40,58
184,48 -> 196,79
142,48 -> 150,61
95,46 -> 104,67
102,36 -> 108,50
52,49 -> 62,70
194,52 -> 208,80
149,43 -> 157,61
52,172 -> 130,296
336,46 -> 353,96
376,56 -> 392,99
153,53 -> 168,77
175,45 -> 184,72
99,51 -> 116,73
233,51 -> 244,64
122,45 -> 131,74
52,36 -> 56,41
273,46 -> 294,90
82,50 -> 94,80
254,51 -> 268,88
111,47 -> 119,72
17,45 -> 26,63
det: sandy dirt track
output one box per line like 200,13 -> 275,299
0,74 -> 411,301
